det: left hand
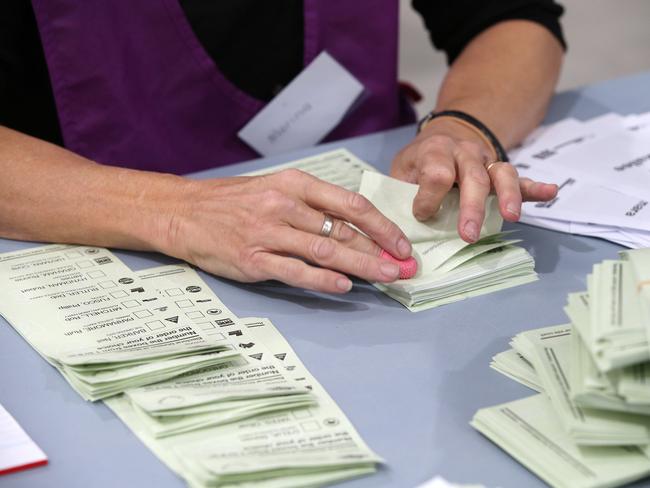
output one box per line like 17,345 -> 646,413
391,116 -> 558,243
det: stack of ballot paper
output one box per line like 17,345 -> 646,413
247,149 -> 539,311
0,245 -> 244,401
510,111 -> 650,248
0,245 -> 382,487
359,171 -> 537,311
473,247 -> 650,487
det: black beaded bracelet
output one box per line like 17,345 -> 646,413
417,109 -> 509,162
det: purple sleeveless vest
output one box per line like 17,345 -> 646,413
31,0 -> 415,174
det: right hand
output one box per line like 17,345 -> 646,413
160,169 -> 413,293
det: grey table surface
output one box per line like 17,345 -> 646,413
2,70 -> 650,488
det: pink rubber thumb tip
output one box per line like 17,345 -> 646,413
380,249 -> 418,280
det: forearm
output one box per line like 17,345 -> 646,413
0,126 -> 182,251
434,19 -> 564,149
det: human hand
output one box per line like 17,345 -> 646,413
391,117 -> 558,243
161,169 -> 412,293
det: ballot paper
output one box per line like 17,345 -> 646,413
512,325 -> 650,446
0,403 -> 47,476
1,245 -> 381,486
623,247 -> 650,330
513,111 -> 650,248
471,395 -> 650,488
479,247 -> 650,487
0,245 -> 241,400
124,265 -> 316,437
490,348 -> 543,392
566,261 -> 650,372
242,147 -> 378,192
105,317 -> 382,487
0,245 -> 232,364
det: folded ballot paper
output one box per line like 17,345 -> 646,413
511,111 -> 650,248
0,244 -> 382,487
245,149 -> 538,311
474,247 -> 650,488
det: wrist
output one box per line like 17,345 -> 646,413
418,109 -> 509,162
419,116 -> 495,160
139,173 -> 196,259
98,167 -> 194,257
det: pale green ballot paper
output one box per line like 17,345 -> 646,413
472,394 -> 650,488
124,265 -> 317,438
106,317 -> 382,487
514,324 -> 650,446
0,245 -> 239,400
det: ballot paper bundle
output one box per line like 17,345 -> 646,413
0,245 -> 245,400
107,317 -> 382,487
0,245 -> 381,487
247,149 -> 538,311
510,111 -> 650,248
359,171 -> 538,311
476,326 -> 650,487
473,247 -> 650,487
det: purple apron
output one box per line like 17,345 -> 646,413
31,0 -> 415,174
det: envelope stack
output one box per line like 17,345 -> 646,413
0,245 -> 382,487
473,247 -> 650,488
512,111 -> 650,248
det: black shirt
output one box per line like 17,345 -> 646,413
0,0 -> 565,148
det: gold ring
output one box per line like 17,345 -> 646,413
484,160 -> 504,173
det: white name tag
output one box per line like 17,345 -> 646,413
238,51 -> 364,157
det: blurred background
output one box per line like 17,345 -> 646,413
399,0 -> 650,117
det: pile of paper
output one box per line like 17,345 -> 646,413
472,247 -> 650,487
471,395 -> 650,488
0,245 -> 245,400
510,111 -> 650,248
248,149 -> 538,311
107,316 -> 381,487
359,171 -> 538,311
0,245 -> 382,487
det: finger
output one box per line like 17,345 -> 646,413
519,177 -> 559,202
456,149 -> 491,243
271,227 -> 401,283
281,202 -> 382,257
411,146 -> 457,221
253,252 -> 353,294
488,162 -> 523,222
296,175 -> 412,260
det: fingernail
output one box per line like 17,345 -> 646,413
397,237 -> 411,257
336,278 -> 353,292
380,262 -> 400,279
506,204 -> 520,217
464,221 -> 479,242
